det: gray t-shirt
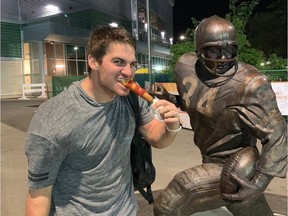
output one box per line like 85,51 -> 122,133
25,80 -> 154,215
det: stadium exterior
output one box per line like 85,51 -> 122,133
1,0 -> 174,98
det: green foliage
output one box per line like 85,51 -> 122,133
266,54 -> 287,69
169,41 -> 195,66
261,69 -> 288,81
165,41 -> 195,81
247,0 -> 287,58
161,68 -> 174,81
224,0 -> 270,68
238,47 -> 266,69
166,0 -> 287,79
227,0 -> 259,30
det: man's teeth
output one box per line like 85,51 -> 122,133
117,78 -> 124,82
117,78 -> 130,82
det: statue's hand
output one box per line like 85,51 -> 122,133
222,172 -> 262,201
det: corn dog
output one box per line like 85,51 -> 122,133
119,79 -> 154,103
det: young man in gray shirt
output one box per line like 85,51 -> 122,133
25,26 -> 181,216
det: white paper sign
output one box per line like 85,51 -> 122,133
271,82 -> 288,115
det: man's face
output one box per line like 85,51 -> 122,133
93,42 -> 137,96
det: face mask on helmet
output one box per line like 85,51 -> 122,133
195,16 -> 238,77
200,42 -> 238,76
204,44 -> 237,60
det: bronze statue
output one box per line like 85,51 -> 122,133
153,16 -> 287,216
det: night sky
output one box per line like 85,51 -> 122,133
172,0 -> 275,42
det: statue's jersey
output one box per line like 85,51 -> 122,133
174,53 -> 287,178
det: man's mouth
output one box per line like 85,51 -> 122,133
117,78 -> 131,85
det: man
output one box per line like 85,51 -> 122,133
154,16 -> 287,216
25,25 -> 181,216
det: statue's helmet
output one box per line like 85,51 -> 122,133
195,16 -> 238,77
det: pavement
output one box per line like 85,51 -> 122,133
1,98 -> 287,216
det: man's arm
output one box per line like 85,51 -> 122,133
26,186 -> 52,216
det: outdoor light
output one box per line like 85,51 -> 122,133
161,31 -> 165,39
45,4 -> 59,11
179,35 -> 185,40
55,64 -> 64,68
144,23 -> 148,32
154,65 -> 163,72
109,22 -> 118,27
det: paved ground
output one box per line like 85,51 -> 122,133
1,99 -> 287,216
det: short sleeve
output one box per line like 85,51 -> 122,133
25,134 -> 66,189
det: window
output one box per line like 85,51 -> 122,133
66,45 -> 87,75
45,43 -> 65,76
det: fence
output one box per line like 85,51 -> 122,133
261,69 -> 288,81
18,83 -> 47,100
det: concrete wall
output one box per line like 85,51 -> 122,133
1,59 -> 23,99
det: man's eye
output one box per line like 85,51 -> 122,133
131,63 -> 138,69
114,60 -> 125,67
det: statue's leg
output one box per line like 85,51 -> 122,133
153,163 -> 226,216
226,194 -> 273,216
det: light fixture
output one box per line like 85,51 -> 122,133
154,65 -> 163,72
55,64 -> 64,68
161,31 -> 165,39
179,35 -> 185,40
109,22 -> 118,27
45,4 -> 59,11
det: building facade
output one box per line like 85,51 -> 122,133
1,0 -> 174,98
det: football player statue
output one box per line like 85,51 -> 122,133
153,15 -> 287,216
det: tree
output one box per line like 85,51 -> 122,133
162,40 -> 195,81
247,0 -> 287,58
167,0 -> 287,81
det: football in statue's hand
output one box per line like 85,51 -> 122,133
220,146 -> 259,194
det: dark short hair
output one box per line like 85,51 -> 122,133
87,25 -> 136,64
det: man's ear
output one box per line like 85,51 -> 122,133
88,54 -> 98,71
